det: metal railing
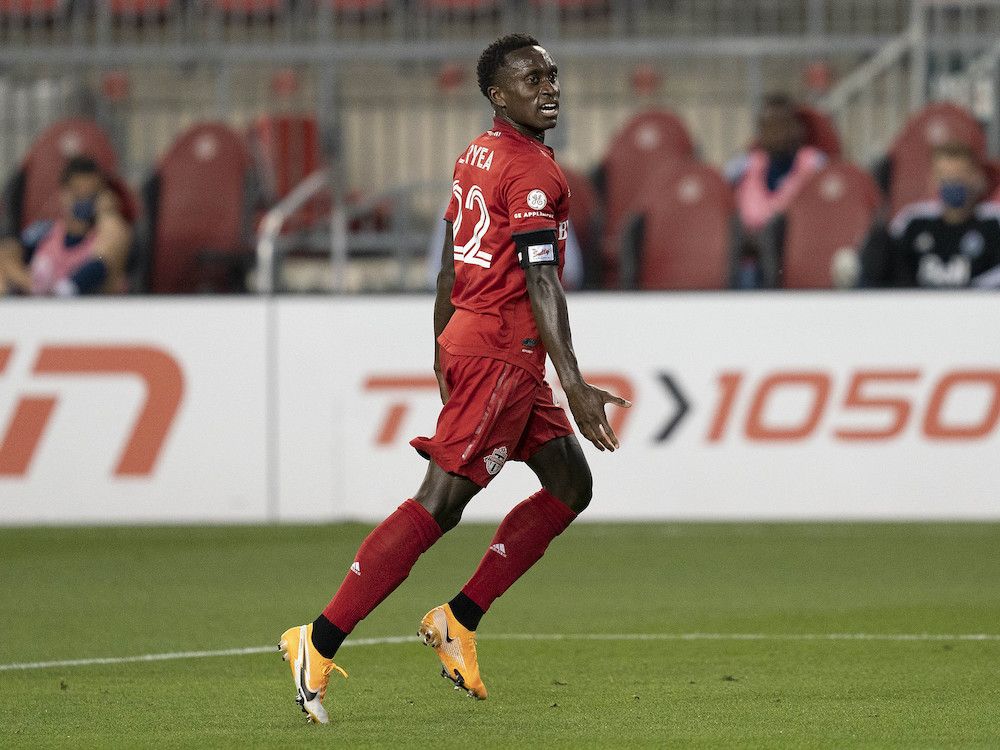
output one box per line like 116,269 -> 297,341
818,0 -> 1000,165
255,169 -> 446,293
256,168 -> 330,294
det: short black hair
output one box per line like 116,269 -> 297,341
477,33 -> 540,101
60,155 -> 102,186
761,92 -> 797,112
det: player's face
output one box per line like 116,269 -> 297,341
490,46 -> 560,141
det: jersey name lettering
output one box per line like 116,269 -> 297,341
458,144 -> 495,171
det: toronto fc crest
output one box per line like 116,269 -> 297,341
484,446 -> 509,476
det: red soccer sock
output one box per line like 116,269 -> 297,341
461,488 -> 577,615
321,499 -> 442,634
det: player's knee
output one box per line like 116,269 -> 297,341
433,504 -> 465,533
413,493 -> 467,534
550,467 -> 592,514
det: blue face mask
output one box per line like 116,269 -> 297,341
71,197 -> 97,224
939,182 -> 969,209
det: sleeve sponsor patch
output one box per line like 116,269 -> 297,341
527,189 -> 548,210
527,242 -> 555,263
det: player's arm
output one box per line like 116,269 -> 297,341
520,230 -> 630,452
432,221 -> 456,403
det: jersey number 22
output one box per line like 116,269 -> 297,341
452,180 -> 493,269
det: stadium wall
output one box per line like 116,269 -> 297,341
2,294 -> 999,525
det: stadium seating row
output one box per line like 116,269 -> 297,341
3,102 -> 996,294
582,102 -> 1000,290
1,117 -> 307,293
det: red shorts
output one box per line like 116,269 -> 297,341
410,352 -> 574,487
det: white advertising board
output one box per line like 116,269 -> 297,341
2,293 -> 999,524
0,299 -> 269,523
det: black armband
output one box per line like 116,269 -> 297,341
514,229 -> 559,269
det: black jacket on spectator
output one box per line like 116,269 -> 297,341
861,202 -> 1000,288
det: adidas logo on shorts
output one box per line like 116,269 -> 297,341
489,543 -> 507,558
350,561 -> 361,576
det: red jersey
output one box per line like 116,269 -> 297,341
440,117 -> 570,382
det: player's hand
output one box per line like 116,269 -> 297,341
564,382 -> 631,452
435,368 -> 450,405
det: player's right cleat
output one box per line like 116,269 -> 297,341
418,604 -> 488,700
278,624 -> 348,724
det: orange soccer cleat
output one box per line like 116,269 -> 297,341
418,604 -> 488,700
278,623 -> 348,724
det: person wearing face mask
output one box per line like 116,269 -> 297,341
0,156 -> 132,296
882,142 -> 1000,288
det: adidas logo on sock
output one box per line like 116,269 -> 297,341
489,543 -> 507,558
350,561 -> 361,576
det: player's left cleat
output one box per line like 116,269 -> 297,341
278,623 -> 348,724
418,604 -> 488,700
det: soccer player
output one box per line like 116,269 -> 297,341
279,33 -> 630,724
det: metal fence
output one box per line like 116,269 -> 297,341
0,0 -> 913,49
1,0 -> 916,189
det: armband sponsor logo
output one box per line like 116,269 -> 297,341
527,189 -> 548,210
527,243 -> 555,263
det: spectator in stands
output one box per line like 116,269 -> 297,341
726,93 -> 826,286
0,156 -> 131,296
862,142 -> 1000,288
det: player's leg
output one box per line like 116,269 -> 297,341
280,461 -> 479,723
448,434 -> 590,633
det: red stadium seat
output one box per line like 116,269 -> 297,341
250,115 -> 322,197
985,161 -> 1000,202
107,0 -> 174,13
146,123 -> 255,293
17,119 -> 122,229
796,106 -> 841,157
621,158 -> 734,290
248,114 -> 329,231
885,103 -> 986,215
0,0 -> 62,18
560,166 -> 603,289
600,109 -> 695,283
776,161 -> 881,289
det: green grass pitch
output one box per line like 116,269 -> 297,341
2,522 -> 1000,748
